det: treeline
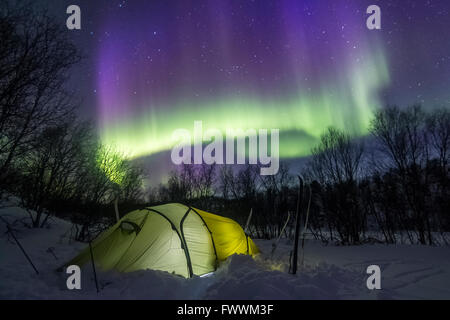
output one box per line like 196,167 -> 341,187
0,5 -> 145,239
154,163 -> 298,240
153,105 -> 450,246
306,106 -> 449,245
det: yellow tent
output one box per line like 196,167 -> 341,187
63,203 -> 259,277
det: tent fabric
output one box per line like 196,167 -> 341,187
63,203 -> 259,278
193,207 -> 259,260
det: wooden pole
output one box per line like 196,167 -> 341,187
89,241 -> 99,293
7,225 -> 39,275
291,176 -> 304,275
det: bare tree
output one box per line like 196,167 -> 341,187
426,109 -> 450,241
370,105 -> 432,245
370,105 -> 428,173
19,120 -> 92,227
304,127 -> 365,244
218,165 -> 235,200
0,4 -> 80,187
119,161 -> 146,203
427,108 -> 450,169
307,127 -> 364,185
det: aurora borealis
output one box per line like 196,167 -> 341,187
95,0 -> 391,159
55,0 -> 450,171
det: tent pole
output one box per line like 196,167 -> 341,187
89,241 -> 99,293
300,185 -> 312,270
291,176 -> 304,275
271,211 -> 291,258
244,208 -> 253,234
7,225 -> 39,275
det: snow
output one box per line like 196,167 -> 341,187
1,203 -> 450,300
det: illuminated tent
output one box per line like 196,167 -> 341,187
63,203 -> 259,278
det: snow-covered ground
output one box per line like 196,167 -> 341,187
1,204 -> 449,300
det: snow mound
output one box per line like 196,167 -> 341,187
203,254 -> 363,299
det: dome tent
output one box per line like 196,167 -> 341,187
63,203 -> 259,278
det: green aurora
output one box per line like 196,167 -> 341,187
100,49 -> 389,160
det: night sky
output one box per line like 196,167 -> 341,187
39,0 -> 450,179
